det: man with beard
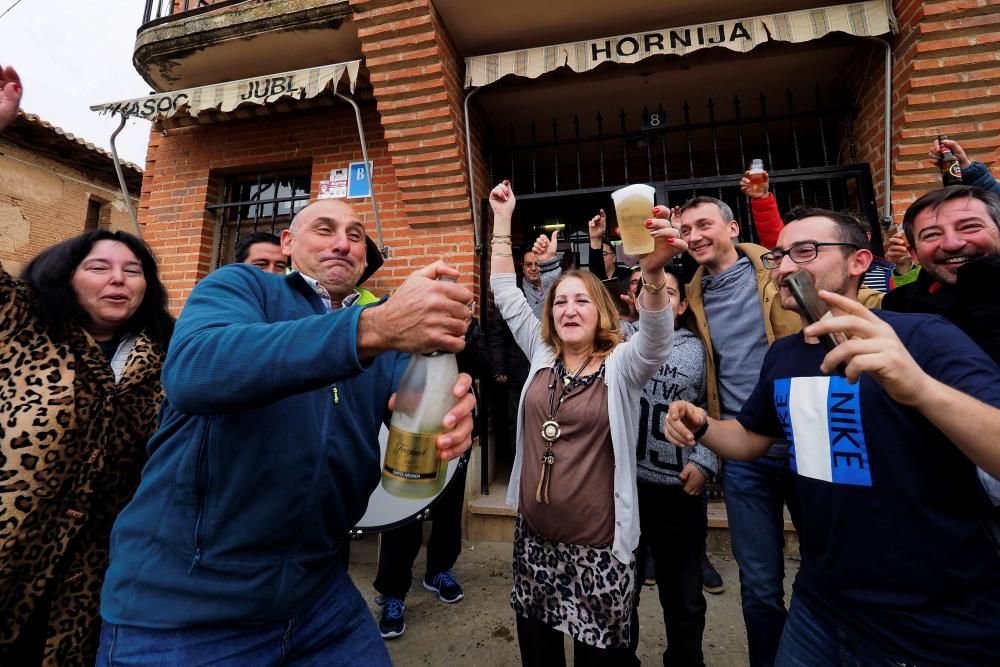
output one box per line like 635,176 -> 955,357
666,207 -> 1000,666
882,185 -> 1000,365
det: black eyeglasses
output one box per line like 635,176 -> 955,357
760,242 -> 860,269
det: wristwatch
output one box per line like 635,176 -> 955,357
692,419 -> 709,440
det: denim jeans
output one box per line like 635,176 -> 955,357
95,565 -> 389,667
723,456 -> 799,667
775,595 -> 911,667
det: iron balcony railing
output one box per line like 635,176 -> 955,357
142,0 -> 246,29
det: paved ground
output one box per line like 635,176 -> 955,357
348,535 -> 799,666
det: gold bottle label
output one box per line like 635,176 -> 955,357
383,427 -> 440,483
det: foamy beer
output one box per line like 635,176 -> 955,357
611,184 -> 655,255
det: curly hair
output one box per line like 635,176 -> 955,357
541,269 -> 621,359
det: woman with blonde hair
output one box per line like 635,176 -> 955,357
489,180 -> 686,666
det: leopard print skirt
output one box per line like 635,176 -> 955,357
510,515 -> 636,649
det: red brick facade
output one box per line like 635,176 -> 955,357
138,0 -> 1000,308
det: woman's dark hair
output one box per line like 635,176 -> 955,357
22,230 -> 175,350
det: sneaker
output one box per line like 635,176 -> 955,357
378,596 -> 406,639
423,570 -> 465,603
702,555 -> 725,595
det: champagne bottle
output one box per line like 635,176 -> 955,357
381,277 -> 460,499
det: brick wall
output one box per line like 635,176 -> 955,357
0,141 -> 137,277
139,100 -> 478,313
844,0 -> 1000,223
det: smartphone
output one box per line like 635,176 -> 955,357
785,270 -> 840,353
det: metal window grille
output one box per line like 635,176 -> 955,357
209,168 -> 311,268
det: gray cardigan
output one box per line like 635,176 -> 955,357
491,272 -> 673,563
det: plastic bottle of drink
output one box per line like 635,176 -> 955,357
747,159 -> 768,197
381,278 -> 459,499
939,135 -> 962,186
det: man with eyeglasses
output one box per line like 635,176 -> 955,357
665,207 -> 1000,666
664,196 -> 880,667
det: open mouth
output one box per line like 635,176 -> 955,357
102,294 -> 128,303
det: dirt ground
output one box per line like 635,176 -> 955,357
348,535 -> 798,666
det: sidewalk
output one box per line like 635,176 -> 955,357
349,535 -> 798,666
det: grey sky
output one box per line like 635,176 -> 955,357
1,0 -> 152,165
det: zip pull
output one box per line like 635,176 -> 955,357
188,548 -> 201,575
331,385 -> 340,405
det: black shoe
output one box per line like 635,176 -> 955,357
702,556 -> 725,595
378,596 -> 406,639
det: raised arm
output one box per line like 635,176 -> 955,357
0,64 -> 21,133
740,170 -> 784,248
587,209 -> 609,280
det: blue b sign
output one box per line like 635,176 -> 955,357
348,161 -> 372,198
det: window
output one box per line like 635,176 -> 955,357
209,167 -> 311,267
85,196 -> 108,231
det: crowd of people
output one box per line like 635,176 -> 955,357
2,59 -> 1000,667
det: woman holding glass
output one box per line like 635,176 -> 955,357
489,179 -> 686,666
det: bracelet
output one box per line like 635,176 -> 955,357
490,234 -> 512,244
492,249 -> 513,257
641,277 -> 666,294
692,420 -> 709,440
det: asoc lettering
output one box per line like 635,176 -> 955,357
119,93 -> 189,119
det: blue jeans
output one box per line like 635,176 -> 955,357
723,456 -> 799,667
96,566 -> 389,667
776,595 -> 910,667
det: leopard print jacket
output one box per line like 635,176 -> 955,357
0,262 -> 165,666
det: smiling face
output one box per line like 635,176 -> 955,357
70,240 -> 147,340
522,251 -> 541,284
243,241 -> 288,274
770,216 -> 871,314
550,276 -> 600,350
678,202 -> 740,275
281,200 -> 368,298
603,242 -> 617,276
909,197 -> 1000,285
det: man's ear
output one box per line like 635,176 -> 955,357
729,220 -> 740,239
851,247 -> 874,280
280,228 -> 294,256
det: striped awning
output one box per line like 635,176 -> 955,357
91,60 -> 361,120
465,0 -> 895,88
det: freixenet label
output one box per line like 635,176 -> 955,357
383,427 -> 440,483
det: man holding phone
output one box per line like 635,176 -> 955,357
666,208 -> 1000,666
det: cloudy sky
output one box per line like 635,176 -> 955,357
1,0 -> 152,165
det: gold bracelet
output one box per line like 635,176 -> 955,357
490,234 -> 512,243
641,277 -> 666,294
492,250 -> 513,257
491,239 -> 513,246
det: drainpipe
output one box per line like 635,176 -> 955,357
109,113 -> 142,237
463,86 -> 491,496
869,37 -> 893,224
336,92 -> 388,258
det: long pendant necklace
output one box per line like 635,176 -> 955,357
536,355 -> 592,503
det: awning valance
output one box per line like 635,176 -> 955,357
91,60 -> 361,121
464,0 -> 895,88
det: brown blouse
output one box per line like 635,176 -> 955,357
519,367 -> 615,546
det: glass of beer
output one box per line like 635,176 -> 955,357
611,184 -> 655,256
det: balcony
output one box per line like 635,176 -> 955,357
134,0 -> 360,92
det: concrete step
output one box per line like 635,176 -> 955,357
467,477 -> 799,559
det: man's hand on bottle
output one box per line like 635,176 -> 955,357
357,260 -> 473,358
389,373 -> 477,461
928,138 -> 972,170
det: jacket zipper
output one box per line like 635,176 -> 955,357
189,422 -> 212,574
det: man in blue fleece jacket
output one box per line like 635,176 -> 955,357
96,199 -> 477,666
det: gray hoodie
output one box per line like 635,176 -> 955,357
636,328 -> 717,485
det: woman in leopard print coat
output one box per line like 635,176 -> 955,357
0,230 -> 173,667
